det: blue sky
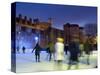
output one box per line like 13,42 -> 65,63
16,2 -> 97,30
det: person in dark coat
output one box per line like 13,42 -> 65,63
67,39 -> 80,69
84,39 -> 93,65
46,42 -> 54,61
22,46 -> 26,54
17,46 -> 20,53
46,47 -> 50,61
64,44 -> 69,55
32,43 -> 41,62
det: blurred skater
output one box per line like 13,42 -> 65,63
46,41 -> 54,61
32,42 -> 41,62
64,44 -> 69,55
17,46 -> 20,53
79,43 -> 84,57
67,39 -> 80,70
84,38 -> 93,65
55,38 -> 64,64
22,46 -> 26,54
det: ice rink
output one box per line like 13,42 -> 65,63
15,49 -> 97,73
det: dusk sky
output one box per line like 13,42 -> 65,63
16,2 -> 97,30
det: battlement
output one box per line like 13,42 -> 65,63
16,14 -> 52,30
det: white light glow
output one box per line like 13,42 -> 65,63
35,36 -> 39,41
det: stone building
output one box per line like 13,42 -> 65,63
15,14 -> 85,50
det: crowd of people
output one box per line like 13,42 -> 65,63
16,37 -> 95,69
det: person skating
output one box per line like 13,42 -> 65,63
55,38 -> 64,64
84,38 -> 93,65
67,39 -> 80,70
54,38 -> 64,70
64,44 -> 69,55
32,43 -> 41,62
17,46 -> 20,53
79,43 -> 84,57
22,46 -> 26,54
46,41 -> 54,61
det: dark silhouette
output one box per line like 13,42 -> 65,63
32,43 -> 41,62
46,42 -> 54,61
22,46 -> 26,54
84,39 -> 93,65
17,46 -> 20,53
46,47 -> 50,61
64,44 -> 69,55
67,40 -> 80,69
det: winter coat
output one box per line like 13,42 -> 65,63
33,44 -> 41,55
55,42 -> 64,61
84,42 -> 92,55
68,41 -> 80,62
46,42 -> 54,53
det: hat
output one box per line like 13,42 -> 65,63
57,37 -> 64,42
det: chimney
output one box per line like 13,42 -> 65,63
24,16 -> 27,24
29,18 -> 32,25
19,14 -> 22,23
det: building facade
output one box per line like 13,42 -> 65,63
64,23 -> 84,44
15,14 -> 85,50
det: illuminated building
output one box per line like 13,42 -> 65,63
16,14 -> 52,49
15,14 -> 85,50
64,23 -> 79,44
79,27 -> 85,43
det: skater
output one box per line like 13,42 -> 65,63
17,46 -> 20,53
32,42 -> 41,62
84,39 -> 93,65
46,41 -> 54,61
55,38 -> 64,64
22,46 -> 26,54
64,44 -> 69,55
79,43 -> 84,57
67,39 -> 80,70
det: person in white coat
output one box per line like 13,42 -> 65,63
55,38 -> 64,64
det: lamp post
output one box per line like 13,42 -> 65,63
35,36 -> 39,43
35,29 -> 40,44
